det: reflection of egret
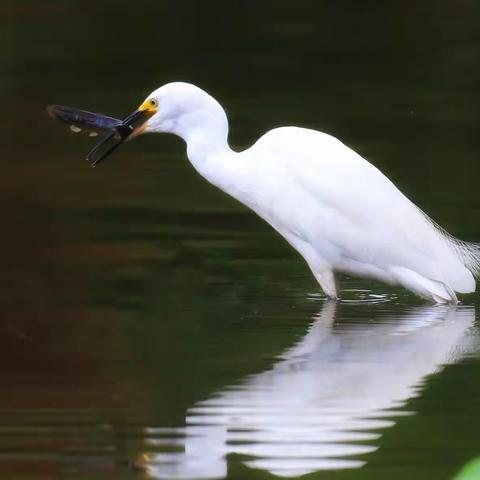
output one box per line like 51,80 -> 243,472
143,302 -> 474,479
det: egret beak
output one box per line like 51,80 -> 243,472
88,101 -> 157,167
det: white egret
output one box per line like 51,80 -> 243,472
49,82 -> 480,303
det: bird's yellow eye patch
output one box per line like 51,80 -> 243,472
138,97 -> 159,113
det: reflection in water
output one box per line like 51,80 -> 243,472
143,303 -> 474,479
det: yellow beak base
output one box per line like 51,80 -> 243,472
138,99 -> 158,115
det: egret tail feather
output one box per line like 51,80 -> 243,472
420,208 -> 480,287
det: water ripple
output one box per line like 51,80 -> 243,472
142,303 -> 475,479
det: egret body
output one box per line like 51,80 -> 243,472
58,82 -> 480,303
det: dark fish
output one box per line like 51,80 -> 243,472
46,105 -> 123,137
47,104 -> 153,166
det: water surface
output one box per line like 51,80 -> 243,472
2,1 -> 480,479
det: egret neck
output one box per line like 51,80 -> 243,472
180,108 -> 241,200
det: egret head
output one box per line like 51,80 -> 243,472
135,82 -> 228,141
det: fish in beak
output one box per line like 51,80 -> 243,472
47,99 -> 157,166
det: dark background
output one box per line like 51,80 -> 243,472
1,1 -> 480,479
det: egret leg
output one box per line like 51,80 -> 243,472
286,235 -> 338,299
390,266 -> 458,304
313,269 -> 338,300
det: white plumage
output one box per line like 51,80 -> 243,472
136,82 -> 479,303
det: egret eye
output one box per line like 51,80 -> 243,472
149,98 -> 159,108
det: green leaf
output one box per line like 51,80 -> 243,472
454,458 -> 480,480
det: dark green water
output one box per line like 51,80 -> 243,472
2,1 -> 480,479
